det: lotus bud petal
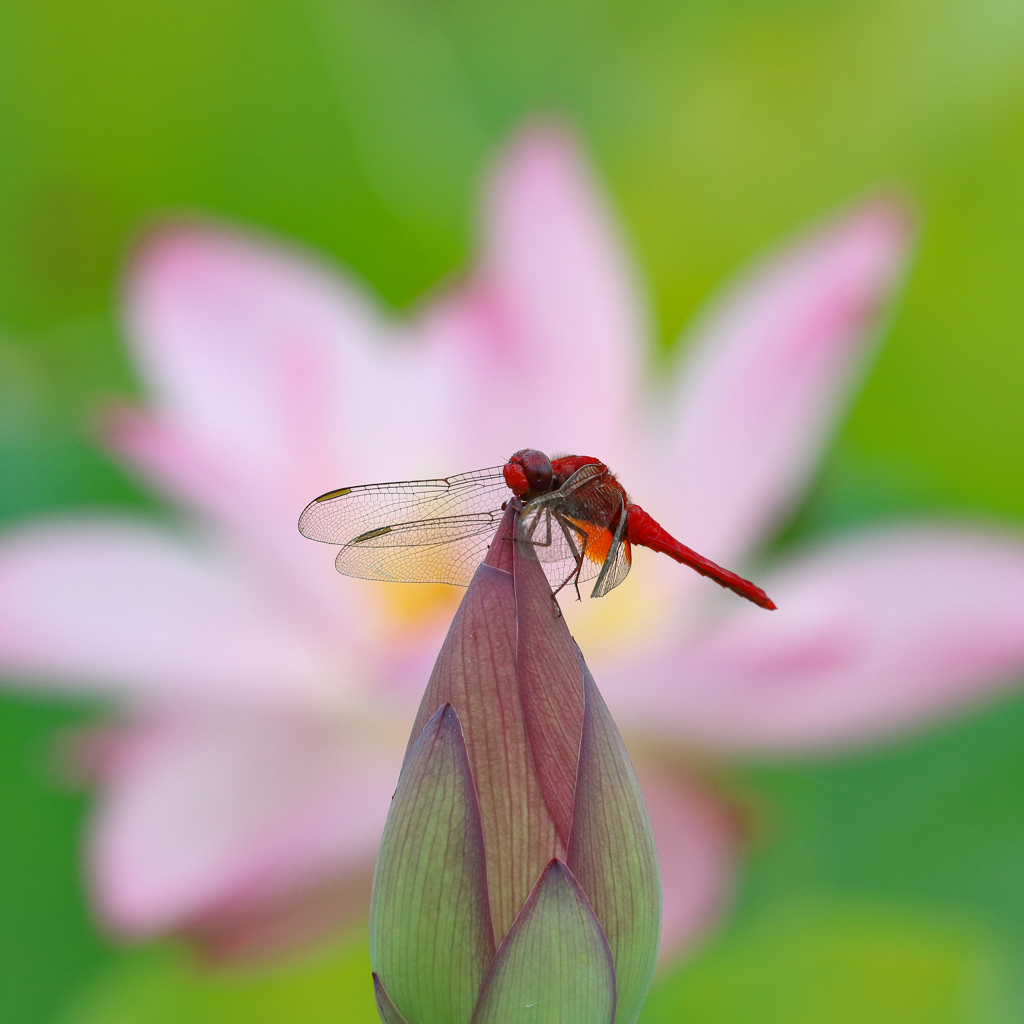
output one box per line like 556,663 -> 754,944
471,860 -> 616,1024
373,974 -> 411,1024
370,506 -> 661,1023
370,704 -> 494,1023
567,667 -> 660,1023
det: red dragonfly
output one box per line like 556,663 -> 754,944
298,448 -> 775,609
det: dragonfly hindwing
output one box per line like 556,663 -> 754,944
590,494 -> 632,598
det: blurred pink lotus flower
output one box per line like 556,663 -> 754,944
3,125 -> 1024,965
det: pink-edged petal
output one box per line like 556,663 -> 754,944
102,402 -> 241,523
653,201 -> 913,572
471,860 -> 616,1024
566,665 -> 660,1024
374,974 -> 412,1024
633,764 -> 739,964
125,223 -> 451,491
102,403 -> 372,642
416,125 -> 648,466
513,525 -> 585,846
370,704 -> 495,1024
618,525 -> 1024,754
128,225 -> 360,486
0,519 -> 345,709
89,714 -> 401,935
408,509 -> 562,942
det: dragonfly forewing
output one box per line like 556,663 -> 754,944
299,466 -> 510,584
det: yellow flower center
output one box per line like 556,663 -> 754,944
378,581 -> 463,631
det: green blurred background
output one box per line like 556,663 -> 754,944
2,0 -> 1024,1020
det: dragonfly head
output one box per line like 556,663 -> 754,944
504,449 -> 554,500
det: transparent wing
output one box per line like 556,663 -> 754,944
298,466 -> 510,585
518,464 -> 632,596
590,507 -> 632,599
517,503 -> 603,589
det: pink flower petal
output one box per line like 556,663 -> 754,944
129,225 -> 363,485
0,520 -> 344,708
634,764 -> 739,963
89,714 -> 401,935
126,223 -> 455,492
655,201 -> 913,572
417,125 -> 648,467
102,404 -> 367,642
102,402 -> 241,523
619,525 -> 1024,753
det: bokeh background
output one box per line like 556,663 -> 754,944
2,0 -> 1024,1021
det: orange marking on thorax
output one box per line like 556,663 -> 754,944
567,517 -> 615,565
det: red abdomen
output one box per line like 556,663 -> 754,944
627,505 -> 776,610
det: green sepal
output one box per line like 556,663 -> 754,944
567,663 -> 662,1024
370,704 -> 495,1024
471,859 -> 616,1024
373,974 -> 411,1024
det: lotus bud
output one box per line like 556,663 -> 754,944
369,504 -> 661,1024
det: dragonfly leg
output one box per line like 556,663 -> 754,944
536,511 -> 555,550
550,517 -> 589,603
518,508 -> 555,555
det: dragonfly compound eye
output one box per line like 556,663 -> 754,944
509,449 -> 553,497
